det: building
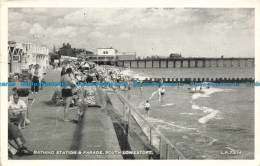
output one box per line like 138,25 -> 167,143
58,43 -> 94,58
88,48 -> 117,65
169,53 -> 182,59
49,53 -> 60,66
74,49 -> 94,60
59,43 -> 73,56
60,55 -> 77,63
97,47 -> 117,56
88,47 -> 136,65
8,41 -> 49,74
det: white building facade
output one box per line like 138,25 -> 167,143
88,47 -> 136,65
8,41 -> 49,74
97,48 -> 117,56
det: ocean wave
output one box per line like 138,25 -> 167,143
161,103 -> 174,107
121,69 -> 133,74
198,110 -> 219,124
132,72 -> 150,81
149,91 -> 158,100
192,88 -> 234,100
138,101 -> 145,108
134,111 -> 218,153
190,101 -> 222,123
180,112 -> 195,115
191,103 -> 201,110
147,117 -> 198,131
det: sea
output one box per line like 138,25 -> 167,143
118,67 -> 254,159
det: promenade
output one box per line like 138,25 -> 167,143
9,69 -> 122,160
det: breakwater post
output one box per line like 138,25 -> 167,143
139,77 -> 255,83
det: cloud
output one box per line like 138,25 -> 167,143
8,8 -> 255,57
29,23 -> 44,35
53,26 -> 75,36
88,31 -> 105,38
8,10 -> 23,21
119,32 -> 131,38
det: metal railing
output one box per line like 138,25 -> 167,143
114,90 -> 186,160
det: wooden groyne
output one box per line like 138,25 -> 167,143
133,77 -> 255,83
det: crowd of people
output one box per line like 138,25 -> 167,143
8,60 -> 165,158
8,89 -> 33,158
8,64 -> 47,158
53,60 -> 138,123
53,60 -> 169,121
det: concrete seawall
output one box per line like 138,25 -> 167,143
10,70 -> 124,160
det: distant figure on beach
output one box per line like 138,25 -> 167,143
204,82 -> 210,89
161,87 -> 165,99
144,100 -> 151,117
140,86 -> 143,96
158,86 -> 162,99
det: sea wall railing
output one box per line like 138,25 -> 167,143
114,90 -> 186,159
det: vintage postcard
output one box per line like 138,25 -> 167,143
0,0 -> 259,166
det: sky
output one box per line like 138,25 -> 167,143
8,8 -> 254,58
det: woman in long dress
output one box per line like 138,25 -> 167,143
73,75 -> 101,123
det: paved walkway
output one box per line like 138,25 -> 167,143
11,69 -> 122,159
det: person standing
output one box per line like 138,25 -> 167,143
158,86 -> 162,99
38,65 -> 44,90
161,87 -> 165,99
28,65 -> 34,81
31,65 -> 40,94
60,68 -> 74,122
144,100 -> 151,117
61,67 -> 66,76
140,86 -> 143,95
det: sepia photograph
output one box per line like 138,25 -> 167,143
0,0 -> 260,165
